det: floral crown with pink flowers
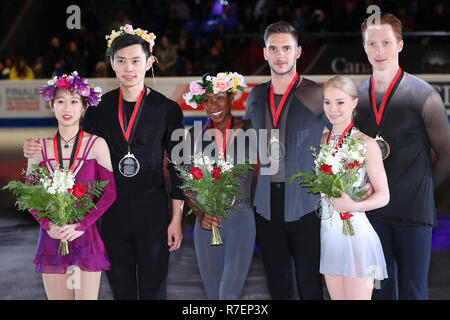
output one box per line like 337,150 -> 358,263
183,72 -> 247,109
40,71 -> 102,106
105,24 -> 156,57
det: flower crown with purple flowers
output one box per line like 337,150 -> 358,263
183,72 -> 247,109
40,71 -> 102,106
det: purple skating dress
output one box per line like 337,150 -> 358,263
30,134 -> 117,274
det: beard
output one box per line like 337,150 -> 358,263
268,60 -> 296,76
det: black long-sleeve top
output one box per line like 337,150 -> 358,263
83,87 -> 185,200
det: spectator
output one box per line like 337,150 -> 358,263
9,56 -> 34,80
161,9 -> 182,40
309,9 -> 330,32
33,57 -> 44,79
188,39 -> 205,75
220,5 -> 238,32
430,2 -> 449,31
397,7 -> 415,32
64,41 -> 85,75
202,45 -> 226,75
0,60 -> 5,79
292,7 -> 306,32
176,29 -> 192,59
240,5 -> 258,33
43,37 -> 63,78
169,0 -> 190,21
155,35 -> 178,76
94,61 -> 109,78
112,10 -> 132,30
1,57 -> 12,78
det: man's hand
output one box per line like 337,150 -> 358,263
23,136 -> 42,159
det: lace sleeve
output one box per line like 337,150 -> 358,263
75,137 -> 116,232
422,90 -> 450,188
26,139 -> 51,230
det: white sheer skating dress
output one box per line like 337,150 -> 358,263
319,134 -> 388,281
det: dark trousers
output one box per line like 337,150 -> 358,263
369,216 -> 433,300
102,230 -> 169,300
100,189 -> 170,300
255,182 -> 323,300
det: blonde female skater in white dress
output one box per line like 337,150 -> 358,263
320,76 -> 389,300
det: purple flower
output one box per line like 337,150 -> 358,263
40,85 -> 55,101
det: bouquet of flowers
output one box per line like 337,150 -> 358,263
3,165 -> 109,255
288,136 -> 367,236
172,154 -> 252,245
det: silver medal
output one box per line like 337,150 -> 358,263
118,151 -> 140,177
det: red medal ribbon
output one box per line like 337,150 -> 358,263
118,86 -> 146,142
270,73 -> 299,128
326,122 -> 354,149
370,67 -> 402,126
212,115 -> 233,160
53,130 -> 84,172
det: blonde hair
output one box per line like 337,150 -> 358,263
324,75 -> 358,99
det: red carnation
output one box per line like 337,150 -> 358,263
72,183 -> 87,199
189,167 -> 203,180
212,167 -> 221,181
320,164 -> 332,175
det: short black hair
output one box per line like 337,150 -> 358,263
110,33 -> 151,59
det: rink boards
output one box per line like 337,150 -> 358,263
0,75 -> 449,127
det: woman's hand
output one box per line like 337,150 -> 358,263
46,222 -> 64,240
330,193 -> 358,213
60,224 -> 85,242
197,212 -> 220,231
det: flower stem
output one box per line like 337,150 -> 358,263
210,225 -> 223,245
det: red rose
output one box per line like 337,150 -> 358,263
346,163 -> 355,169
354,160 -> 360,167
189,167 -> 203,180
320,164 -> 332,175
72,183 -> 87,198
212,167 -> 221,181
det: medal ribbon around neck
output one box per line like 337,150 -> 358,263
369,67 -> 404,129
212,115 -> 234,160
53,129 -> 84,171
118,86 -> 146,143
326,122 -> 354,149
269,72 -> 300,128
